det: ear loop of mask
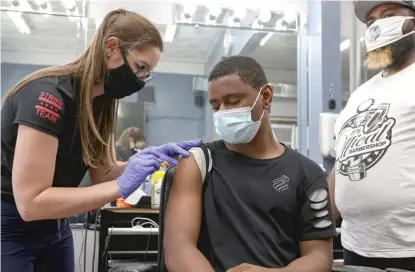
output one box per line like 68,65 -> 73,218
395,16 -> 415,41
119,47 -> 130,68
410,17 -> 415,35
252,86 -> 266,122
250,87 -> 262,110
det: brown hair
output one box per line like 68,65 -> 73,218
2,9 -> 163,168
116,127 -> 145,149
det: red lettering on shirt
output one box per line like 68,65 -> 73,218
35,92 -> 63,123
35,105 -> 60,123
39,92 -> 63,110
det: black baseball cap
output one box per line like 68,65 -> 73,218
355,0 -> 415,23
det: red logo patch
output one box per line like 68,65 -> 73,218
35,92 -> 63,123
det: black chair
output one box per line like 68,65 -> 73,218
156,166 -> 176,272
108,168 -> 175,272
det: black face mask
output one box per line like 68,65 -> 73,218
104,53 -> 146,99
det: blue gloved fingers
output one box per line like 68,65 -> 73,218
153,152 -> 179,166
140,154 -> 162,170
118,151 -> 166,199
138,146 -> 154,155
144,164 -> 160,175
176,139 -> 202,150
164,143 -> 191,157
147,149 -> 179,166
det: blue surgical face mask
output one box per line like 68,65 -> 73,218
214,88 -> 265,144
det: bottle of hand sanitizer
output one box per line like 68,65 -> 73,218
151,166 -> 166,209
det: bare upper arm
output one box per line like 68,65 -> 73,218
328,168 -> 335,204
164,153 -> 203,248
299,239 -> 333,263
13,125 -> 58,217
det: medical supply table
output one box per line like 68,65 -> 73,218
98,207 -> 159,272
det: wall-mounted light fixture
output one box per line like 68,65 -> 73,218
227,8 -> 246,27
205,5 -> 222,25
174,4 -> 299,33
182,4 -> 196,23
8,0 -> 31,12
33,0 -> 52,17
275,19 -> 287,31
61,0 -> 79,21
258,10 -> 272,24
252,10 -> 272,29
282,12 -> 297,24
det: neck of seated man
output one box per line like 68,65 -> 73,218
224,121 -> 285,160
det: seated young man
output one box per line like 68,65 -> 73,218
164,56 -> 337,272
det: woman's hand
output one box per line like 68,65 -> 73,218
117,139 -> 201,198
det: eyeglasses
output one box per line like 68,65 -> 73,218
128,50 -> 154,83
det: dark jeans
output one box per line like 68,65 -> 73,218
1,199 -> 74,272
344,249 -> 415,271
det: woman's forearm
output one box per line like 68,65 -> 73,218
22,180 -> 120,221
108,161 -> 127,181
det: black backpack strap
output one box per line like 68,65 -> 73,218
202,140 -> 223,191
197,141 -> 222,268
157,165 -> 175,271
199,143 -> 211,193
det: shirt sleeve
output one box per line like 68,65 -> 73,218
296,172 -> 338,241
14,82 -> 65,138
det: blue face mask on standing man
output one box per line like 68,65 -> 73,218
213,86 -> 265,144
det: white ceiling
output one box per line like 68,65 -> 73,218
1,0 -> 365,93
1,11 -> 86,54
161,25 -> 221,63
251,33 -> 297,70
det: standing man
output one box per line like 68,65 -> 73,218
329,1 -> 415,270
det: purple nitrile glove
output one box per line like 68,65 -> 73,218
117,150 -> 160,199
151,139 -> 202,158
117,139 -> 202,199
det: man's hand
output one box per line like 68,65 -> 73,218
227,263 -> 277,272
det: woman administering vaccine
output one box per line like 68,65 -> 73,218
1,9 -> 200,272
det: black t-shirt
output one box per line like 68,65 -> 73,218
198,141 -> 337,272
1,76 -> 108,198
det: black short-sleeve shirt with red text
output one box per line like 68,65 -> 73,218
13,81 -> 65,137
1,77 -> 109,197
